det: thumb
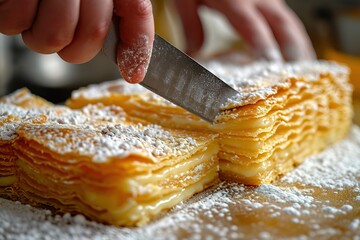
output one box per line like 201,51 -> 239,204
114,0 -> 155,83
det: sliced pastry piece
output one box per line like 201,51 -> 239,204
14,118 -> 218,226
67,61 -> 353,185
0,95 -> 219,226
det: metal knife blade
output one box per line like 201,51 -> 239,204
103,23 -> 238,123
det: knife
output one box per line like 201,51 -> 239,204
102,22 -> 239,123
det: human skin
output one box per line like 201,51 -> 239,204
0,0 -> 154,83
174,0 -> 316,61
0,0 -> 315,83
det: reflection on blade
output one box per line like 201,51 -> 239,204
141,35 -> 238,123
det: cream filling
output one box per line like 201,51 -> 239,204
220,160 -> 271,178
219,116 -> 350,180
104,167 -> 218,226
81,143 -> 219,209
0,175 -> 17,186
15,142 -> 219,214
17,163 -> 218,226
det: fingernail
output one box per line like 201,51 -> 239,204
117,35 -> 152,83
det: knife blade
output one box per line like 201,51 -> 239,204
103,22 -> 238,123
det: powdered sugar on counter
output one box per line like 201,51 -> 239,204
281,126 -> 360,190
2,126 -> 360,239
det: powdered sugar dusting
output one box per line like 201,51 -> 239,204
207,60 -> 348,108
70,79 -> 177,107
204,60 -> 348,90
0,103 -> 39,141
0,89 -> 33,105
0,103 -> 127,142
71,79 -> 147,100
2,126 -> 359,239
222,84 -> 282,109
1,100 -> 202,162
18,119 -> 200,163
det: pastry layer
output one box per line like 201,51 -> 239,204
67,61 -> 353,185
0,88 -> 52,196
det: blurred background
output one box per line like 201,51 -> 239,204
1,0 -> 360,123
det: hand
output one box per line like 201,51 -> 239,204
173,0 -> 316,61
0,0 -> 154,83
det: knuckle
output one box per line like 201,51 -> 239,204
58,51 -> 88,64
88,22 -> 109,42
115,0 -> 153,18
271,13 -> 288,25
135,0 -> 153,18
24,32 -> 73,54
0,20 -> 31,35
44,33 -> 73,51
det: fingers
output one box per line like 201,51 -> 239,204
173,0 -> 204,56
203,0 -> 283,61
58,0 -> 113,63
1,0 -> 155,72
114,0 -> 155,83
0,0 -> 39,35
1,0 -> 112,64
22,0 -> 80,54
257,1 -> 316,61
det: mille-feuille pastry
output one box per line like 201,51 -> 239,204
14,115 -> 219,226
67,61 -> 353,185
0,96 -> 219,226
